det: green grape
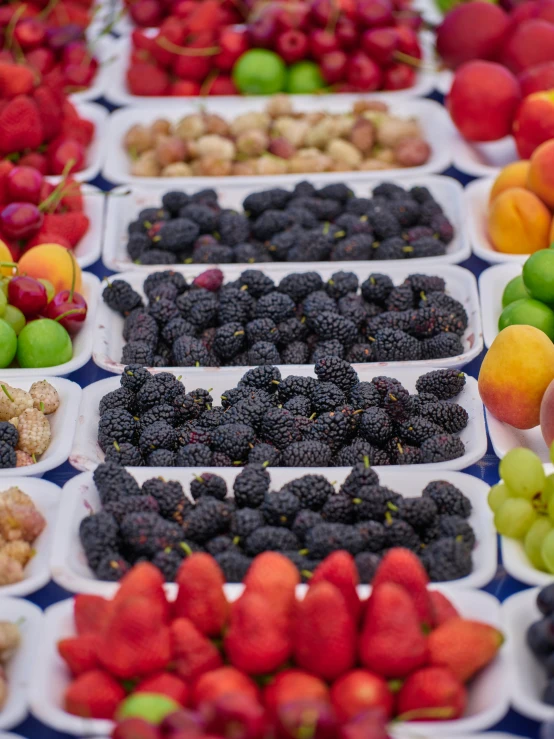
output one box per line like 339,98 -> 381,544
499,448 -> 546,499
494,498 -> 537,538
488,482 -> 511,512
524,517 -> 552,571
541,529 -> 554,573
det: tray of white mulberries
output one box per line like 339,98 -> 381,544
102,175 -> 469,271
94,264 -> 482,373
69,362 -> 487,473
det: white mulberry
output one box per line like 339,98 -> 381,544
29,381 -> 60,415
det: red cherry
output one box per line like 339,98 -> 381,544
13,18 -> 45,50
171,79 -> 201,95
26,47 -> 55,74
347,50 -> 383,90
173,53 -> 212,82
8,276 -> 47,317
362,27 -> 398,64
248,6 -> 279,47
394,10 -> 423,29
64,63 -> 97,88
46,24 -> 84,50
172,0 -> 196,17
130,0 -> 164,25
7,166 -> 43,205
207,75 -> 238,95
395,25 -> 421,58
356,0 -> 394,27
335,17 -> 358,49
131,28 -> 156,52
382,62 -> 416,89
0,202 -> 43,239
276,29 -> 309,64
47,139 -> 85,176
46,290 -> 88,333
275,3 -> 310,31
309,28 -> 339,59
320,49 -> 348,83
214,27 -> 249,72
18,153 -> 48,175
310,0 -> 337,26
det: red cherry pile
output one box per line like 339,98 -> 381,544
126,0 -> 422,96
0,60 -> 95,176
0,0 -> 95,35
6,273 -> 88,334
0,162 -> 89,262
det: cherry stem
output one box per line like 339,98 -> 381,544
6,4 -> 26,51
54,308 -> 85,322
394,707 -> 456,722
325,0 -> 340,34
38,159 -> 77,213
156,36 -> 220,56
68,251 -> 76,301
393,50 -> 436,71
0,262 -> 18,271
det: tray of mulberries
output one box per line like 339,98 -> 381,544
94,264 -> 481,374
51,457 -> 495,592
0,378 -> 81,477
102,175 -> 467,271
69,360 -> 486,472
103,96 -> 453,187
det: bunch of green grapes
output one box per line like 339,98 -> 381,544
488,443 -> 554,572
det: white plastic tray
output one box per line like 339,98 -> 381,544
0,477 -> 60,597
29,587 -> 508,736
69,366 -> 487,472
0,377 -> 81,478
479,262 -> 521,349
0,598 -> 43,730
486,406 -> 550,464
93,263 -> 482,374
51,467 -> 496,595
1,272 -> 101,378
465,178 -> 538,266
102,174 -> 469,271
502,586 -> 554,722
104,33 -> 439,107
102,98 -> 454,187
48,103 -> 108,185
72,185 -> 105,268
69,36 -> 115,105
452,134 -> 516,179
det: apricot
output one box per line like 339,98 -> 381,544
513,91 -> 554,159
527,139 -> 554,209
489,161 -> 531,202
488,187 -> 552,254
518,61 -> 554,97
479,324 -> 554,429
17,244 -> 82,294
447,61 -> 521,142
436,3 -> 510,70
500,19 -> 554,75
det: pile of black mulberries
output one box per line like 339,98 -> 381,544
97,363 -> 469,467
82,461 -> 475,584
125,182 -> 455,265
104,267 -> 468,368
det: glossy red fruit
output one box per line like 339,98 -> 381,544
171,79 -> 201,95
192,268 -> 224,291
0,202 -> 43,239
356,0 -> 393,27
201,694 -> 267,739
8,275 -> 47,317
276,29 -> 309,64
207,76 -> 238,94
275,3 -> 310,32
309,28 -> 340,59
275,700 -> 337,739
173,0 -> 196,18
46,24 -> 85,50
362,27 -> 398,64
62,41 -> 91,66
112,718 -> 159,739
320,50 -> 348,83
173,52 -> 212,81
310,0 -> 338,26
214,27 -> 249,72
336,17 -> 358,49
130,0 -> 164,25
161,709 -> 206,736
45,290 -> 87,333
64,63 -> 96,88
395,25 -> 422,59
248,6 -> 279,47
347,51 -> 382,90
13,18 -> 46,50
7,166 -> 43,205
382,62 -> 416,89
48,139 -> 85,175
25,47 -> 55,74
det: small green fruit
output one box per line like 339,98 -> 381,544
0,289 -> 6,318
0,318 -> 16,368
17,318 -> 73,368
502,275 -> 529,308
38,278 -> 55,303
115,694 -> 181,725
232,49 -> 287,95
286,61 -> 325,94
3,305 -> 25,336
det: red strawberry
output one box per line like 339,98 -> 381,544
371,548 -> 433,627
98,596 -> 171,679
58,634 -> 100,676
396,666 -> 467,721
127,62 -> 169,96
132,28 -> 155,53
243,551 -> 300,623
430,591 -> 459,627
0,160 -> 14,204
61,117 -> 95,147
47,137 -> 86,175
330,669 -> 394,722
18,152 -> 48,174
26,231 -> 72,249
170,617 -> 223,682
114,562 -> 169,620
359,582 -> 428,679
39,212 -> 90,247
135,672 -> 189,706
74,594 -> 112,636
293,581 -> 356,681
64,669 -> 126,719
225,592 -> 291,675
309,551 -> 361,624
174,554 -> 228,637
192,667 -> 260,708
0,95 -> 43,155
427,618 -> 504,682
58,178 -> 84,212
32,85 -> 62,141
264,670 -> 329,717
0,63 -> 35,99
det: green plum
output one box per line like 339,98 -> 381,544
0,289 -> 6,318
0,318 -> 17,368
286,61 -> 325,94
499,298 -> 554,341
3,305 -> 25,336
502,275 -> 529,308
523,250 -> 554,304
232,50 -> 286,95
17,318 -> 72,368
